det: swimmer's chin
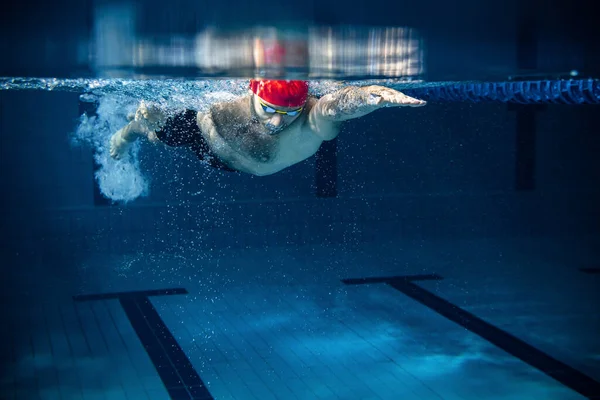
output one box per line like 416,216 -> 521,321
265,125 -> 285,135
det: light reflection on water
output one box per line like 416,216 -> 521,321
90,25 -> 425,80
87,1 -> 423,79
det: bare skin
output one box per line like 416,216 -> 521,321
110,85 -> 426,176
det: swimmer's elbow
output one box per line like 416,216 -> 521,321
319,128 -> 340,141
313,130 -> 338,141
308,116 -> 340,141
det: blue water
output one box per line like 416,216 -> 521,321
1,3 -> 600,400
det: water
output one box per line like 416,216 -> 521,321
3,75 -> 597,203
0,22 -> 429,203
0,77 -> 413,203
1,8 -> 599,400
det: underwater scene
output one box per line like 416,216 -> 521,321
1,1 -> 599,399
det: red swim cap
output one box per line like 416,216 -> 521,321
250,79 -> 309,108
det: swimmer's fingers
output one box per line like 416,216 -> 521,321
379,91 -> 426,107
135,101 -> 155,121
135,101 -> 166,129
134,101 -> 151,121
366,86 -> 426,107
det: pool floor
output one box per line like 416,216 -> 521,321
2,235 -> 599,399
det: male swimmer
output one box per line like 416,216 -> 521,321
110,80 -> 426,176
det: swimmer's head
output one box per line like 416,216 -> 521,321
250,79 -> 308,134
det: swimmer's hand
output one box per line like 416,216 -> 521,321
109,101 -> 166,160
109,127 -> 130,160
362,85 -> 426,108
311,85 -> 426,126
134,101 -> 167,132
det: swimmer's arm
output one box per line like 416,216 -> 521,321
119,102 -> 168,140
307,85 -> 426,140
114,119 -> 149,144
110,101 -> 168,159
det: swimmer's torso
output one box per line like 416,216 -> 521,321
197,96 -> 327,176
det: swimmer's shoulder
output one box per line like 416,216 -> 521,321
209,95 -> 252,119
199,95 -> 250,138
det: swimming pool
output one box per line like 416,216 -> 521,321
1,3 -> 599,400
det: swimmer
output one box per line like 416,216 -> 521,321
109,80 -> 426,175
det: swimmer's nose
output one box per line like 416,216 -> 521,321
269,114 -> 283,127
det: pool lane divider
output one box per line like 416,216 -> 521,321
74,288 -> 213,400
342,274 -> 600,400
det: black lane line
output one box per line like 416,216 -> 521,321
74,288 -> 213,400
131,296 -> 211,399
342,275 -> 600,400
119,295 -> 187,399
74,288 -> 188,302
342,274 -> 443,285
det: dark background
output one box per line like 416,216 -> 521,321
1,2 -> 599,397
0,0 -> 598,369
0,0 -> 598,79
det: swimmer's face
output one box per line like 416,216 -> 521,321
252,94 -> 305,134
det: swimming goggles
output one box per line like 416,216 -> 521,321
259,99 -> 303,116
